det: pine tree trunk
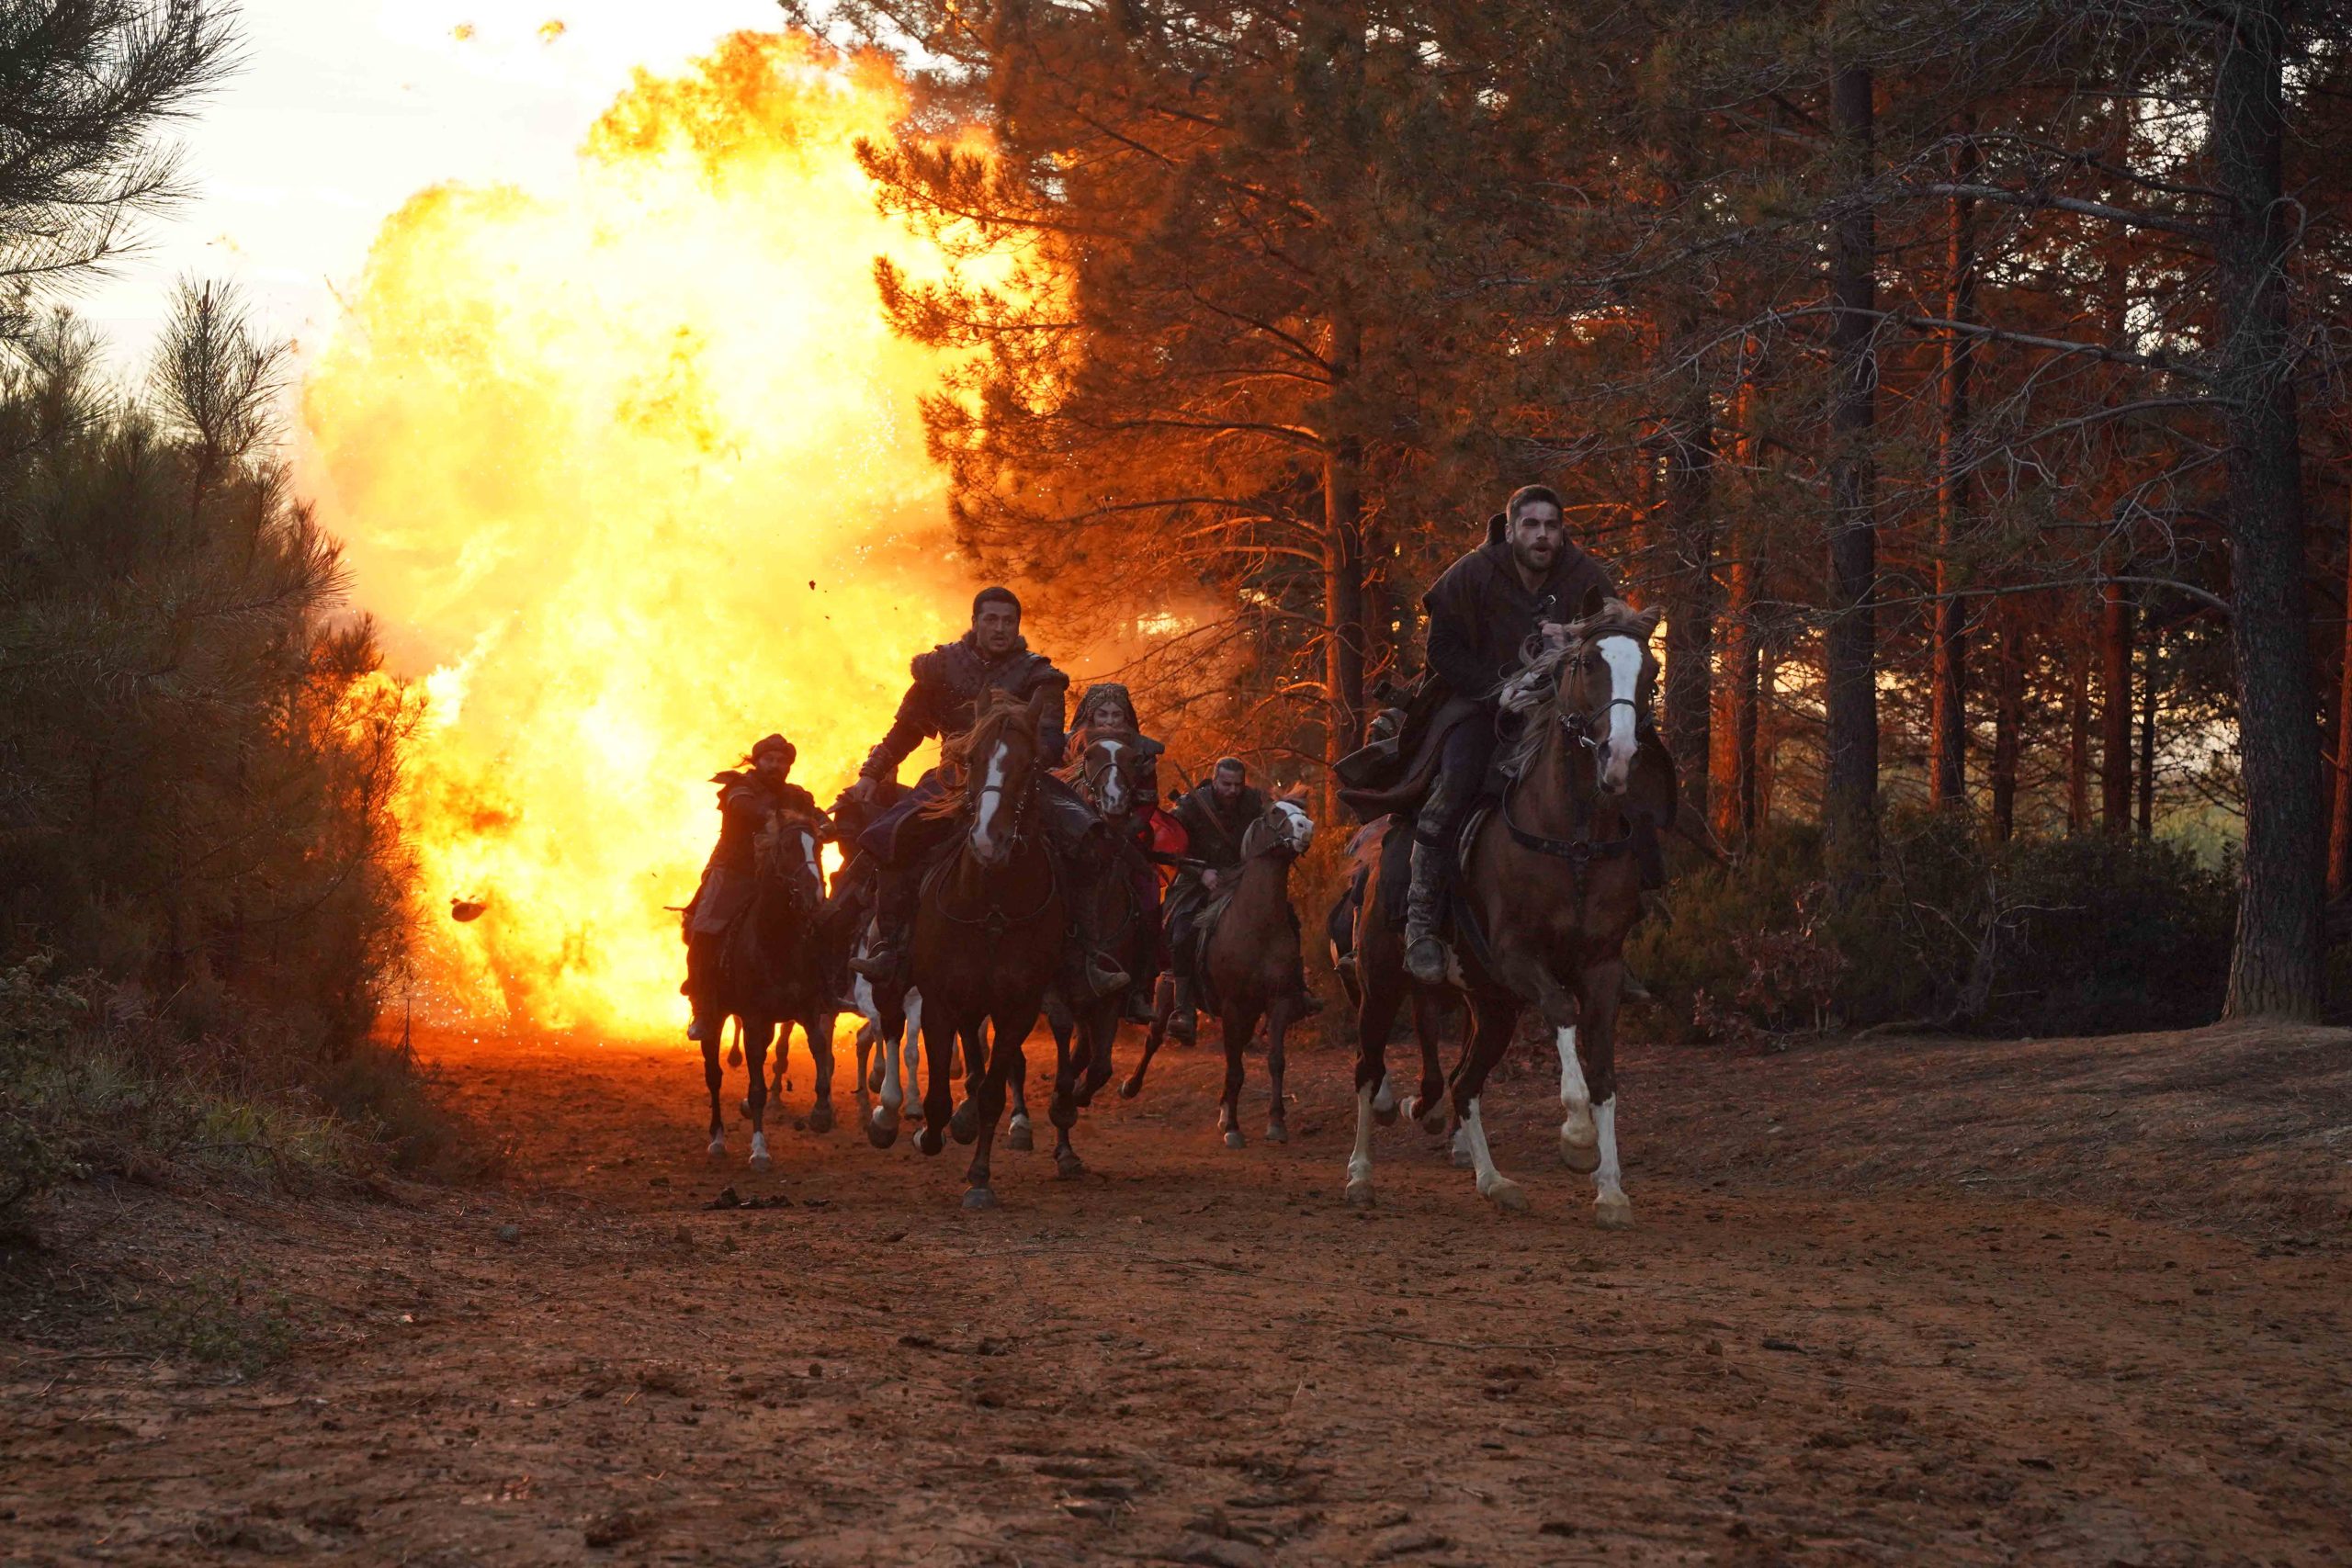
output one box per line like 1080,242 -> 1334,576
1321,310 -> 1366,827
2329,491 -> 2352,895
1991,613 -> 2023,841
2138,623 -> 2158,836
1823,63 -> 1879,877
2066,626 -> 2091,833
2100,578 -> 2134,834
1930,129 -> 1976,812
1715,556 -> 1759,842
1662,382 -> 1716,822
2212,0 -> 2321,1018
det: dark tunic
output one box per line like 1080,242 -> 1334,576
860,632 -> 1070,782
1171,782 -> 1267,875
1423,514 -> 1619,704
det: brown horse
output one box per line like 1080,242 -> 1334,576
1018,732 -> 1151,1176
704,802 -> 835,1173
1345,596 -> 1668,1227
1124,793 -> 1316,1147
907,686 -> 1069,1208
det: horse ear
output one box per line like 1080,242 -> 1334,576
1637,604 -> 1664,639
1580,585 -> 1606,620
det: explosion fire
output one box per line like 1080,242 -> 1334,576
303,34 -> 986,1036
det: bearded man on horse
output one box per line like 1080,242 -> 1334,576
1398,485 -> 1618,986
845,586 -> 1129,1001
682,732 -> 824,1043
1161,757 -> 1263,1040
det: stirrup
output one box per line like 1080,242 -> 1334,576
1084,953 -> 1131,998
1404,934 -> 1451,985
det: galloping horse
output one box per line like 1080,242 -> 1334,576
703,801 -> 836,1173
1124,793 -> 1316,1147
1345,595 -> 1668,1226
1018,730 -> 1153,1173
908,686 -> 1070,1208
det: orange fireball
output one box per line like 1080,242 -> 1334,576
303,34 -> 998,1036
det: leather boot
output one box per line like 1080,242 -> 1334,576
1403,837 -> 1453,986
1170,976 -> 1198,1043
849,865 -> 915,981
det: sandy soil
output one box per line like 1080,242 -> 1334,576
4,1021 -> 2349,1566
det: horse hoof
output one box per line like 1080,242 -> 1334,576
1119,1077 -> 1142,1100
749,1150 -> 772,1174
1372,1100 -> 1400,1129
867,1066 -> 885,1093
1595,1192 -> 1634,1230
963,1187 -> 999,1212
916,1126 -> 944,1157
1343,1179 -> 1375,1210
1056,1152 -> 1086,1180
807,1103 -> 834,1134
1450,1136 -> 1474,1170
1223,1128 -> 1246,1150
1560,1130 -> 1602,1175
950,1107 -> 980,1145
865,1117 -> 899,1151
1482,1178 -> 1529,1213
1006,1120 -> 1035,1153
1072,1083 -> 1096,1111
1264,1122 -> 1288,1145
1418,1101 -> 1448,1136
706,1136 -> 726,1163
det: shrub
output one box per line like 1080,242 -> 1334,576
1632,813 -> 2234,1044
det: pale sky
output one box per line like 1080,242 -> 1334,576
72,0 -> 794,377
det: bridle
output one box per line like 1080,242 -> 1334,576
1499,630 -> 1645,882
929,727 -> 1057,934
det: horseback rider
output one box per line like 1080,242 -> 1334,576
1162,757 -> 1264,1041
1404,485 -> 1618,985
682,733 -> 824,1043
844,586 -> 1129,998
1063,682 -> 1174,1021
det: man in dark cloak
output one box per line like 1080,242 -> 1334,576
683,732 -> 822,1042
844,586 -> 1127,998
1404,484 -> 1618,984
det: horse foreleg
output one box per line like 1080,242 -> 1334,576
1577,956 -> 1631,1229
1006,1036 -> 1034,1152
1453,994 -> 1525,1213
806,1012 -> 837,1134
701,1033 -> 728,1163
916,1006 -> 956,1158
1048,1013 -> 1084,1179
1264,1006 -> 1292,1145
743,1021 -> 774,1173
1216,1009 -> 1254,1149
1403,985 -> 1452,1135
964,1007 -> 1035,1210
1122,983 -> 1170,1100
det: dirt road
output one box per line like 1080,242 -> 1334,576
5,1024 -> 2349,1566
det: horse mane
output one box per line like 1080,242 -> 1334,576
1495,598 -> 1653,780
923,687 -> 1039,819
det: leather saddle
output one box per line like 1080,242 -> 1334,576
1335,691 -> 1482,821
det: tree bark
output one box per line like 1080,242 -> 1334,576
2100,577 -> 2135,834
2066,624 -> 2091,832
1991,612 -> 2023,841
2331,496 -> 2352,894
1661,385 -> 1716,822
1823,63 -> 1879,878
2138,622 -> 2158,836
1715,555 -> 1759,842
1321,309 -> 1366,827
2211,0 -> 2321,1019
1930,128 -> 1977,812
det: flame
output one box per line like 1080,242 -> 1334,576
303,34 -> 991,1035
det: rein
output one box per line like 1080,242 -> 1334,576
925,770 -> 1058,935
1500,652 -> 1643,899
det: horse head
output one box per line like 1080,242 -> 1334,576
1508,591 -> 1661,798
1077,731 -> 1146,823
956,686 -> 1051,869
1241,789 -> 1317,862
755,805 -> 827,912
